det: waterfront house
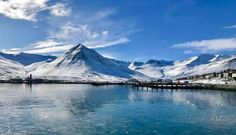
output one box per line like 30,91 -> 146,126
204,73 -> 216,79
222,69 -> 236,80
223,72 -> 229,79
217,72 -> 224,79
126,79 -> 140,84
199,74 -> 205,79
9,78 -> 24,83
232,73 -> 236,81
162,79 -> 173,84
177,69 -> 236,81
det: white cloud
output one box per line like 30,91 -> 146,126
0,48 -> 20,54
173,38 -> 236,53
43,6 -> 136,50
100,53 -> 117,59
95,9 -> 116,19
26,44 -> 74,54
84,38 -> 130,48
9,48 -> 21,51
1,39 -> 73,54
224,24 -> 236,29
49,23 -> 95,41
49,3 -> 71,17
0,0 -> 71,21
0,0 -> 48,21
27,39 -> 73,54
22,37 -> 129,54
102,31 -> 109,36
183,50 -> 194,54
49,22 -> 131,49
31,39 -> 63,49
22,36 -> 129,54
104,38 -> 130,46
0,5 -> 135,54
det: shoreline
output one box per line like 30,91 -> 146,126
0,80 -> 126,85
0,80 -> 236,91
132,83 -> 236,92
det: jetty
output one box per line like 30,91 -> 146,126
132,82 -> 236,91
1,75 -> 236,91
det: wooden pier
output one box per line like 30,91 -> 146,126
132,82 -> 236,91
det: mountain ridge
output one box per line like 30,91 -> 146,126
0,56 -> 25,80
0,52 -> 56,66
0,44 -> 235,82
27,44 -> 150,82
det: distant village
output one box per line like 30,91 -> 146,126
126,69 -> 236,85
177,69 -> 236,82
1,68 -> 236,86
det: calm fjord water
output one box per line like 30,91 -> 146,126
0,84 -> 235,135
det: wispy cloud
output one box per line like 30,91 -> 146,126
84,38 -> 130,48
48,23 -> 96,41
100,52 -> 117,59
49,3 -> 71,17
47,22 -> 131,49
173,38 -> 236,53
0,0 -> 48,21
26,44 -> 74,54
0,1 -> 135,55
32,39 -> 63,49
28,7 -> 135,54
1,39 -> 73,54
27,39 -> 73,54
0,0 -> 71,21
0,48 -> 22,54
95,8 -> 116,19
223,24 -> 236,29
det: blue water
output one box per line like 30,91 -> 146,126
0,84 -> 235,135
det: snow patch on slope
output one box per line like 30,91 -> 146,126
0,56 -> 25,79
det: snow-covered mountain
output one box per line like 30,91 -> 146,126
129,54 -> 236,79
0,52 -> 56,66
161,54 -> 236,79
175,55 -> 236,77
0,44 -> 235,82
27,44 -> 149,82
129,60 -> 174,78
0,56 -> 25,80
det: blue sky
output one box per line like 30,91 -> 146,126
0,0 -> 236,61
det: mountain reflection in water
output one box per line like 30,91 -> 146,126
0,84 -> 235,135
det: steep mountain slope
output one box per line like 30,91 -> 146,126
185,56 -> 236,76
0,52 -> 56,66
0,56 -> 25,80
130,54 -> 236,79
145,59 -> 174,67
186,54 -> 215,67
28,44 -> 149,82
164,55 -> 236,79
1,44 -> 235,81
129,60 -> 174,78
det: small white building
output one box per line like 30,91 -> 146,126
232,73 -> 236,81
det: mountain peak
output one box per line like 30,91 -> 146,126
56,44 -> 103,66
65,44 -> 90,55
71,43 -> 87,50
186,54 -> 215,67
0,52 -> 56,66
76,43 -> 86,48
145,59 -> 174,67
35,43 -> 145,80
